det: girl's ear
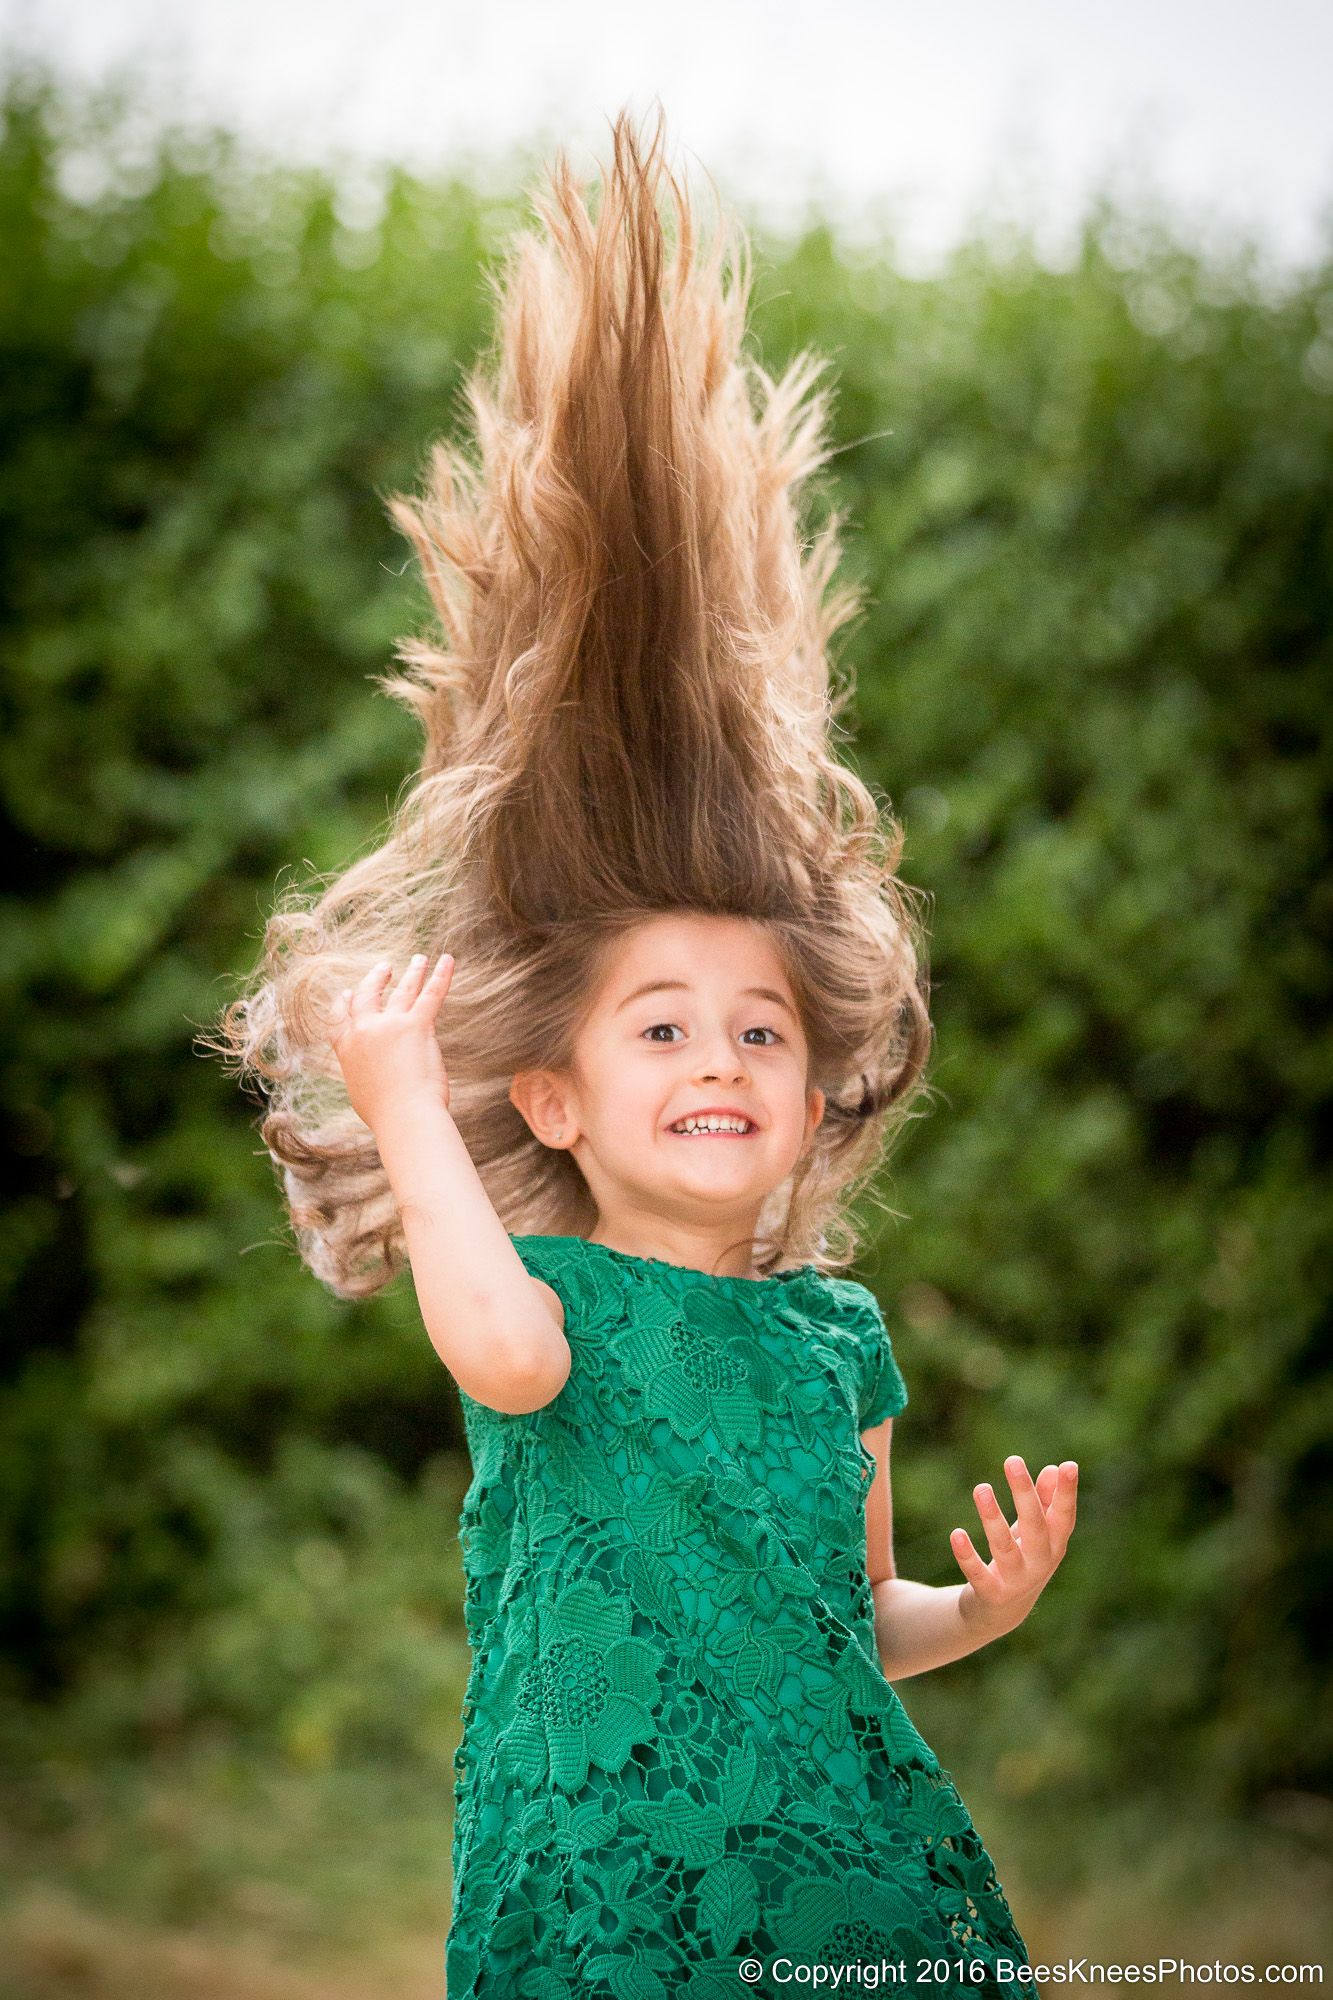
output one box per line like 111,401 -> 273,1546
510,1070 -> 574,1147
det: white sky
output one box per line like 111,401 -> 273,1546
2,0 -> 1331,276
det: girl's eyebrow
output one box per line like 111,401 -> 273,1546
614,979 -> 795,1018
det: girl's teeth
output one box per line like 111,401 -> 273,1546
670,1119 -> 752,1134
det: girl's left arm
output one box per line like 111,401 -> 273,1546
863,1423 -> 1079,1683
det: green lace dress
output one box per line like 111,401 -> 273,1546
446,1234 -> 1038,2000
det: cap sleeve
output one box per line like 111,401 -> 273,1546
859,1290 -> 908,1426
508,1232 -> 625,1335
817,1275 -> 908,1427
509,1233 -> 583,1326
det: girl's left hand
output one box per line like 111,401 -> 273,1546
951,1457 -> 1078,1635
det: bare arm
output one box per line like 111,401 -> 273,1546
863,1418 -> 991,1682
375,1091 -> 570,1414
330,954 -> 570,1416
863,1422 -> 1079,1681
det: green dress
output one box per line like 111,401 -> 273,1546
446,1234 -> 1038,2000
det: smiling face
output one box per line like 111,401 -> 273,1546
509,911 -> 826,1269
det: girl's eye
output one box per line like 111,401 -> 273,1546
642,1024 -> 782,1046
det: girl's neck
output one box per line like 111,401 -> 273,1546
586,1224 -> 761,1282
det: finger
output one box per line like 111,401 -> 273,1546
973,1483 -> 1026,1574
1002,1456 -> 1052,1560
950,1528 -> 1005,1605
351,960 -> 394,1014
328,987 -> 355,1042
1049,1461 -> 1079,1539
386,954 -> 430,1009
1034,1464 -> 1061,1509
413,953 -> 455,1018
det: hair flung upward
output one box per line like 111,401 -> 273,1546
206,104 -> 933,1294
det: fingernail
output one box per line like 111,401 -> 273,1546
411,954 -> 426,965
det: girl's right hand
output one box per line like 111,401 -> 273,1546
329,953 -> 456,1130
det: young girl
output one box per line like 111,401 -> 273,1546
216,108 -> 1076,1998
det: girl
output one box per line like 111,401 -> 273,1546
215,108 -> 1076,1998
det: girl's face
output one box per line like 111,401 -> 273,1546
511,912 -> 825,1249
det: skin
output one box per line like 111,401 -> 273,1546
331,916 -> 1079,1677
508,911 -> 826,1281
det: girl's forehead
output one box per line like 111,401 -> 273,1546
589,920 -> 797,1017
606,912 -> 778,973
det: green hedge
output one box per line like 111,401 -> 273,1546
1,58 -> 1328,1882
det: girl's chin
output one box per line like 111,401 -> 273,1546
663,1149 -> 766,1179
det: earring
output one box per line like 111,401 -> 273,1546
554,1129 -> 564,1142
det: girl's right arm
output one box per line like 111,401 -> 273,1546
329,954 -> 571,1416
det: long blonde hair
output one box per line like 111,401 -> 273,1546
204,105 -> 933,1296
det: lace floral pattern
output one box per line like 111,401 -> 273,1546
446,1236 -> 1036,2000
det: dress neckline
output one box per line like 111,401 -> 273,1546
542,1234 -> 818,1291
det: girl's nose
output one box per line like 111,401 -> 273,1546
697,1062 -> 748,1084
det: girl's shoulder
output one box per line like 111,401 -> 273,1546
806,1273 -> 910,1426
509,1232 -> 832,1322
508,1233 -> 621,1331
507,1233 -> 907,1424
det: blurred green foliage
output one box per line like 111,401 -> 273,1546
1,56 -> 1329,1900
